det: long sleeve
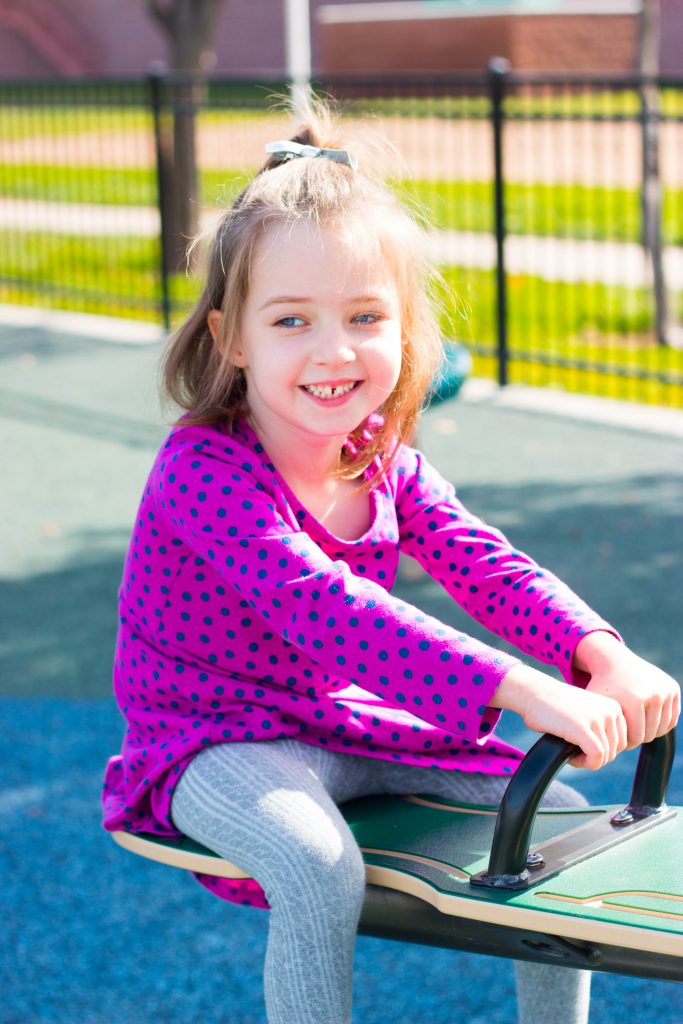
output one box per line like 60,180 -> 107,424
393,447 -> 621,685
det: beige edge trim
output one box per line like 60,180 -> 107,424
111,830 -> 250,878
403,796 -> 497,815
537,891 -> 683,924
403,796 -> 599,817
360,846 -> 470,880
362,864 -> 683,958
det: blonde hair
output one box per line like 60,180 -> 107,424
162,98 -> 445,482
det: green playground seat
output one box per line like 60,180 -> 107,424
111,731 -> 682,982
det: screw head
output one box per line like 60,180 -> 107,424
611,808 -> 635,827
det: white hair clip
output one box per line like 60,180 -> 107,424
265,139 -> 358,171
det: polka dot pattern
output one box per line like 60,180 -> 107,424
102,417 -> 618,846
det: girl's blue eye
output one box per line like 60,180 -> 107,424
277,316 -> 305,328
354,313 -> 380,324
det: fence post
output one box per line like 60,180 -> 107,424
489,57 -> 510,387
148,64 -> 172,332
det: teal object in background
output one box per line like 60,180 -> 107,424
426,341 -> 473,408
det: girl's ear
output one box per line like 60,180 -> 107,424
208,309 -> 249,367
207,309 -> 223,343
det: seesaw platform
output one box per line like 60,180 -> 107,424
343,795 -> 683,965
112,793 -> 683,981
111,731 -> 681,980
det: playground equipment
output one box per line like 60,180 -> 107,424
112,730 -> 681,983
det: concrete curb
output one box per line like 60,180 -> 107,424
457,378 -> 683,438
0,303 -> 165,345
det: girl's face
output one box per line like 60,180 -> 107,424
227,219 -> 403,455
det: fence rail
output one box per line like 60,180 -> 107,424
1,66 -> 683,407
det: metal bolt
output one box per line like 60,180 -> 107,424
610,808 -> 635,827
526,851 -> 545,869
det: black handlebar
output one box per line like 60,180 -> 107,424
472,730 -> 676,888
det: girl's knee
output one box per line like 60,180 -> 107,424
263,833 -> 366,918
258,787 -> 365,879
287,836 -> 364,895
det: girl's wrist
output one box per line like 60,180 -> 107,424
491,662 -> 556,718
572,630 -> 624,674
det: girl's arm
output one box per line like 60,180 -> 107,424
490,634 -> 680,770
394,448 -> 680,767
394,447 -> 620,687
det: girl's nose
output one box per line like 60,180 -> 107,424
311,329 -> 355,367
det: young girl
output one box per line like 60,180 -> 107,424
103,102 -> 679,1024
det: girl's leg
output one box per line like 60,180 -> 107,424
368,761 -> 592,1024
170,739 -> 370,1024
171,738 -> 590,1024
513,960 -> 591,1024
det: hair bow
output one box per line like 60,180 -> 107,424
265,140 -> 358,171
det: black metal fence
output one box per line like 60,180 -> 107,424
1,67 -> 683,407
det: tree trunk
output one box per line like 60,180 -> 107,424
639,0 -> 669,346
148,0 -> 223,272
167,82 -> 199,270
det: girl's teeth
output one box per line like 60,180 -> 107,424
305,382 -> 356,399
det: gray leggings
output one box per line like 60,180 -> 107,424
171,739 -> 591,1024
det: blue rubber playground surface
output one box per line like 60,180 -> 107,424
1,310 -> 682,1023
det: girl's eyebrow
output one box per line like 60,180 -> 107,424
259,295 -> 310,310
259,293 -> 391,311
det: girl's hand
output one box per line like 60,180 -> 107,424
492,663 -> 628,771
573,632 -> 681,750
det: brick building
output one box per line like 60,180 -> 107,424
318,1 -> 683,75
0,0 -> 681,78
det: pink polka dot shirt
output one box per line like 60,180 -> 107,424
102,417 -> 617,904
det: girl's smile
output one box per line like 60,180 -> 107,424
300,379 -> 362,404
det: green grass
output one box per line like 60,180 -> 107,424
440,264 -> 683,406
464,350 -> 681,406
336,89 -> 683,120
345,90 -> 683,119
442,265 -> 655,346
0,103 -> 280,141
401,179 -> 683,243
0,231 -> 194,321
0,164 -> 156,206
0,163 -> 251,208
0,105 -> 153,140
504,88 -> 683,120
3,165 -> 683,245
